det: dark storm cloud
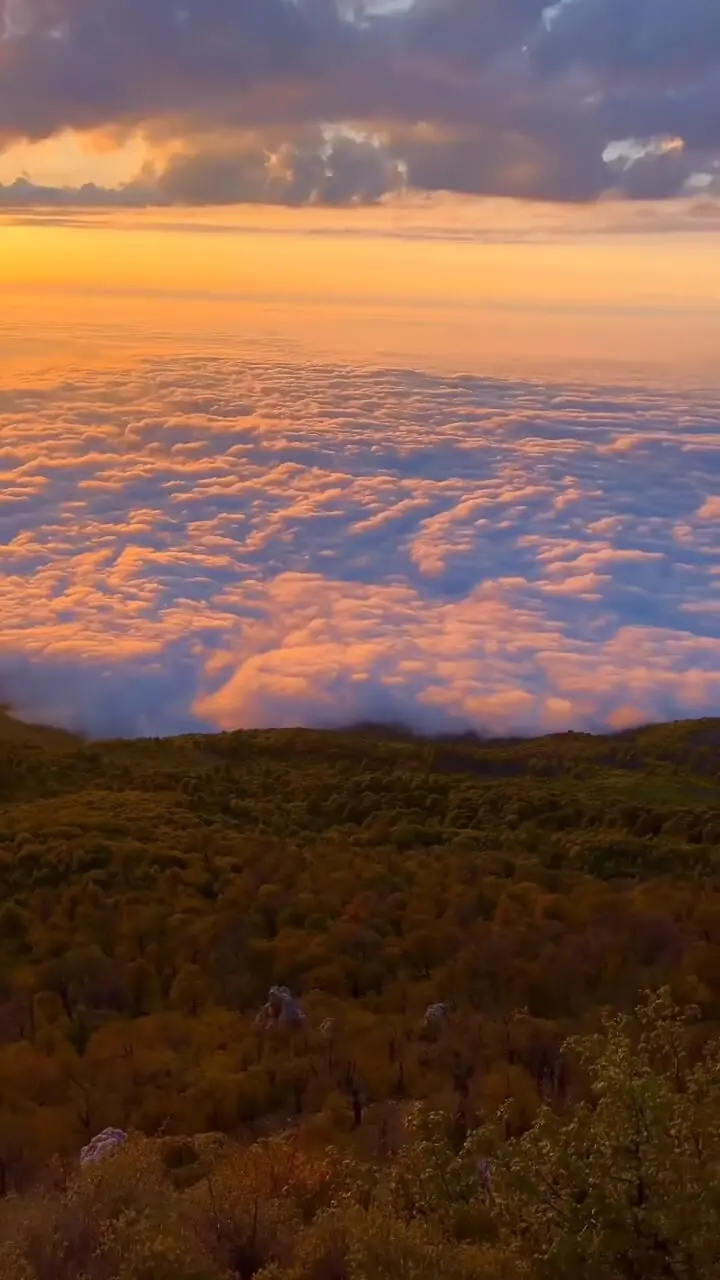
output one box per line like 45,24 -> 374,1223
154,129 -> 404,205
0,0 -> 719,203
0,4 -> 299,145
536,0 -> 720,83
601,74 -> 720,154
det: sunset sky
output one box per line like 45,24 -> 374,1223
1,0 -> 719,737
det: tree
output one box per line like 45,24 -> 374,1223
485,989 -> 720,1280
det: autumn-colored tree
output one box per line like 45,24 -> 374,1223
1,716 -> 720,1188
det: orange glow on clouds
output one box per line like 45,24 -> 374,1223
0,205 -> 719,738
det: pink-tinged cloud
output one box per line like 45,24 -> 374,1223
697,496 -> 720,520
0,349 -> 719,737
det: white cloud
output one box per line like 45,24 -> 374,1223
0,352 -> 719,737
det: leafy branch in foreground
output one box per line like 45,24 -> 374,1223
474,989 -> 720,1279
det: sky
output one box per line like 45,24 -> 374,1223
0,0 -> 719,738
1,0 -> 720,205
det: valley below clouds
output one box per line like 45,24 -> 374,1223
1,337 -> 719,739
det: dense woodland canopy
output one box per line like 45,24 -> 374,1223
1,709 -> 720,1276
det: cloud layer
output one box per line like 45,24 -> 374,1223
1,348 -> 719,738
0,0 -> 719,203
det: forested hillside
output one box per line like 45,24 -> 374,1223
1,714 -> 720,1276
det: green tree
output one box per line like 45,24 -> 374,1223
486,989 -> 720,1279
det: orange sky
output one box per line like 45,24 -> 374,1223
0,130 -> 151,188
2,205 -> 719,383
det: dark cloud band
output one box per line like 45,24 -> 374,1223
0,0 -> 718,203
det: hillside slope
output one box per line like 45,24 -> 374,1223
0,716 -> 719,1198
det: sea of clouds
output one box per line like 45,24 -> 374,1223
1,352 -> 719,738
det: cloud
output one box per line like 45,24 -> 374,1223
0,174 -> 159,206
0,0 -> 718,204
537,0 -> 720,82
1,347 -> 719,738
4,190 -> 720,239
152,128 -> 405,205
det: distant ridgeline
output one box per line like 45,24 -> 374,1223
0,717 -> 719,1273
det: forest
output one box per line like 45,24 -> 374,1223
1,709 -> 719,1277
